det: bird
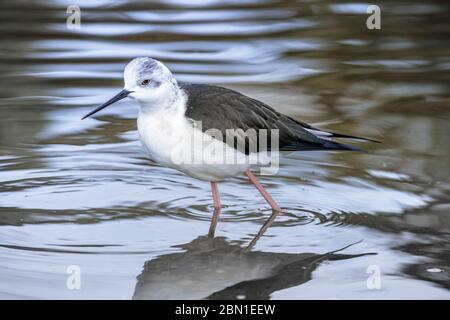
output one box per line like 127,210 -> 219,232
82,57 -> 378,235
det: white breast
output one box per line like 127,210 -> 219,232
137,109 -> 251,181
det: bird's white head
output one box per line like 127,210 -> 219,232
124,57 -> 179,107
82,57 -> 182,119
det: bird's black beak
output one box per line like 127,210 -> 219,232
81,89 -> 131,120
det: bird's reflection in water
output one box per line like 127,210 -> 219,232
133,211 -> 375,300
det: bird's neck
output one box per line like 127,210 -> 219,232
138,84 -> 187,119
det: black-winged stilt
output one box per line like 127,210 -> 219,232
82,57 -> 378,236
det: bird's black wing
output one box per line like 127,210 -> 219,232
181,83 -> 374,153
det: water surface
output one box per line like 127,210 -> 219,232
0,0 -> 449,299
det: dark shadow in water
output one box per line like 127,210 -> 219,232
133,211 -> 375,300
207,242 -> 373,300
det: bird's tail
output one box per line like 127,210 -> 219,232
321,140 -> 368,153
323,131 -> 381,143
280,139 -> 367,153
281,139 -> 368,153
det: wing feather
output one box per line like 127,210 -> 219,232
181,83 -> 373,153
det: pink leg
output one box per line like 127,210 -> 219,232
210,181 -> 221,210
208,181 -> 221,237
245,170 -> 281,212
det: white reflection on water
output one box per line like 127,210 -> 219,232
50,20 -> 316,36
127,9 -> 295,22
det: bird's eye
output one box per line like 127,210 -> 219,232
140,79 -> 151,86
